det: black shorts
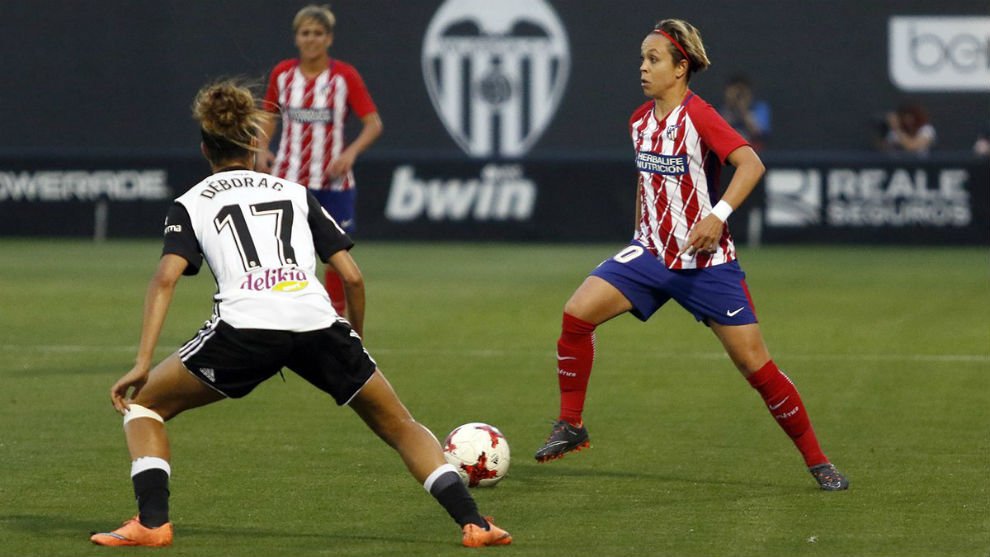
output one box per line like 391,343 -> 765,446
179,318 -> 377,404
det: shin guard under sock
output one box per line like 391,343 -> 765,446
747,360 -> 828,467
557,312 -> 596,425
424,464 -> 487,529
131,457 -> 171,528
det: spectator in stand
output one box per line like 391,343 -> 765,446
973,123 -> 990,157
719,74 -> 770,152
882,101 -> 936,156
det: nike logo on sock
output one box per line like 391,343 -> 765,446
769,396 -> 790,410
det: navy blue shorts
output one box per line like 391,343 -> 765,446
311,189 -> 357,234
590,242 -> 758,326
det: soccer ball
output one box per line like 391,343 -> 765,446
442,422 -> 511,487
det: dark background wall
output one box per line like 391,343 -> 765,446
2,0 -> 987,157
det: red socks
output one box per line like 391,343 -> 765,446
324,268 -> 346,315
557,313 -> 596,425
747,360 -> 828,467
554,315 -> 828,467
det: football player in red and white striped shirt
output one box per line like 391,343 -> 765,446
257,5 -> 382,319
535,19 -> 848,491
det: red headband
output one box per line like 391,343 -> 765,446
653,29 -> 690,65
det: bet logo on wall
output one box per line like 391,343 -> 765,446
888,16 -> 990,92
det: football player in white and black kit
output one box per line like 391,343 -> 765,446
90,80 -> 510,549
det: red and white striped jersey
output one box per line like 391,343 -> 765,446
263,58 -> 377,192
629,92 -> 749,270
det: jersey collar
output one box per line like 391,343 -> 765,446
215,165 -> 250,173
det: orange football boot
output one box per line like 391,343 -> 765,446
461,516 -> 512,547
90,516 -> 173,547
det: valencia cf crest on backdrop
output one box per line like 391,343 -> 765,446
422,0 -> 570,158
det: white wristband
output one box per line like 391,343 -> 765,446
711,200 -> 733,222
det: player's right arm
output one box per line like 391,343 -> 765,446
256,65 -> 286,173
110,254 -> 188,414
256,114 -> 278,173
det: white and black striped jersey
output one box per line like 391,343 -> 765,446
162,167 -> 353,331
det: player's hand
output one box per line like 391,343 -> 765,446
679,214 -> 724,257
255,149 -> 275,173
327,151 -> 356,178
110,365 -> 150,415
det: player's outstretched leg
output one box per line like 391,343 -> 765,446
536,312 -> 596,462
91,354 -> 224,547
711,321 -> 849,492
536,278 -> 633,463
90,405 -> 175,547
746,360 -> 849,491
350,370 -> 511,547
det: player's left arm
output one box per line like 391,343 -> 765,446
683,146 -> 765,255
718,145 -> 766,212
307,193 -> 365,335
328,67 -> 383,178
682,101 -> 765,255
327,249 -> 365,338
328,112 -> 383,178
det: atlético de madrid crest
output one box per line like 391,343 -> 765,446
422,0 -> 570,158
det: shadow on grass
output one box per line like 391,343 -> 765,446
0,513 -> 445,548
179,523 -> 441,546
509,461 -> 793,491
1,513 -> 113,539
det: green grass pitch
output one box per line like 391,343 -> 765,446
0,239 -> 987,556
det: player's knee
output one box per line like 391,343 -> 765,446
562,297 -> 585,319
561,311 -> 597,335
374,415 -> 423,449
356,402 -> 412,442
735,353 -> 771,376
123,403 -> 166,426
